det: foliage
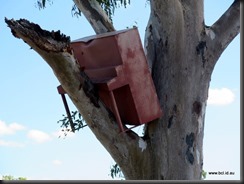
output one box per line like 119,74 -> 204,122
36,0 -> 53,9
2,175 -> 27,180
36,0 -> 131,21
109,164 -> 207,180
58,111 -> 125,178
96,0 -> 130,21
57,110 -> 87,137
201,170 -> 207,180
110,163 -> 124,179
71,4 -> 82,18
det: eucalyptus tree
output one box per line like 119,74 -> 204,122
5,0 -> 240,180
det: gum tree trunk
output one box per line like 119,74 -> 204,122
142,1 -> 209,179
5,0 -> 239,180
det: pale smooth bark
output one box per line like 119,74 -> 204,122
73,0 -> 115,33
5,0 -> 240,180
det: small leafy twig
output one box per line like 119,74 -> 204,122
57,110 -> 87,137
110,163 -> 124,179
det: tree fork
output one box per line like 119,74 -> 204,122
5,17 -> 145,180
5,0 -> 240,179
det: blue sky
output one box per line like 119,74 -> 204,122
0,0 -> 240,180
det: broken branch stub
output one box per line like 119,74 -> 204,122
5,18 -> 100,109
5,18 -> 70,52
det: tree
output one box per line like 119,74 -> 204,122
5,0 -> 240,180
2,175 -> 27,180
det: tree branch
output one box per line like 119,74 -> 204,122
5,18 -> 143,179
205,0 -> 240,63
5,18 -> 81,93
73,0 -> 115,34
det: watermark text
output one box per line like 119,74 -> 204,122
208,171 -> 235,176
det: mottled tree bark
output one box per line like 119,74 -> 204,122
142,0 -> 239,179
5,0 -> 240,180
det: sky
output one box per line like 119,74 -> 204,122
0,0 -> 241,181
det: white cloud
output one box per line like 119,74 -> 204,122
52,159 -> 62,166
27,130 -> 51,143
207,88 -> 235,106
9,123 -> 25,131
0,120 -> 25,136
0,139 -> 25,147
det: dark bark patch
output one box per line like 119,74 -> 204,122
185,133 -> 195,165
142,133 -> 150,141
80,72 -> 100,108
186,132 -> 194,148
196,41 -> 207,67
165,39 -> 168,47
164,94 -> 168,102
186,148 -> 194,165
167,115 -> 174,129
160,175 -> 164,180
149,24 -> 152,32
193,101 -> 202,116
126,130 -> 138,140
168,105 -> 177,129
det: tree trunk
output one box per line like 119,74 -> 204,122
142,1 -> 208,179
5,0 -> 239,180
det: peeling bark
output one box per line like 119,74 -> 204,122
5,0 -> 240,180
142,0 -> 239,180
